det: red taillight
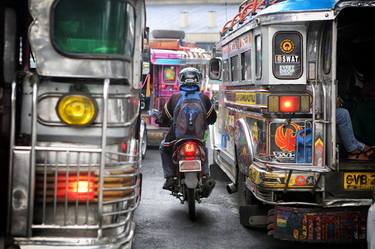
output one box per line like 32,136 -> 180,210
160,84 -> 166,89
121,142 -> 127,153
182,142 -> 198,159
173,84 -> 179,90
279,96 -> 300,113
57,175 -> 95,201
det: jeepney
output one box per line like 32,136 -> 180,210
141,30 -> 211,146
2,0 -> 145,248
209,0 -> 375,242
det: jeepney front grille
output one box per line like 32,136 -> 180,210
32,149 -> 140,237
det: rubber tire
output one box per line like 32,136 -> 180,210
238,171 -> 267,228
186,188 -> 196,220
141,129 -> 147,160
151,30 -> 185,39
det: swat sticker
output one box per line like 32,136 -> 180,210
273,32 -> 303,79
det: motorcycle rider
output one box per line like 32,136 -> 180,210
156,67 -> 217,190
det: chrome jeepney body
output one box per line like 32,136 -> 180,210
7,0 -> 145,248
211,0 -> 375,242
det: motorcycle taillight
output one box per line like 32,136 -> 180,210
180,141 -> 199,160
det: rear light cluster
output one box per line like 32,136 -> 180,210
56,175 -> 95,201
160,83 -> 179,90
179,141 -> 201,160
36,169 -> 136,203
268,95 -> 310,113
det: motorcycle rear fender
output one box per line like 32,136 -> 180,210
184,172 -> 199,189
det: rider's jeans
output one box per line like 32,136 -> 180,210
336,107 -> 365,152
160,142 -> 209,178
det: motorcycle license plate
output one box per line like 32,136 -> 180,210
344,172 -> 375,191
179,160 -> 201,172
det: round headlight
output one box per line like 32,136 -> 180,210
56,94 -> 97,126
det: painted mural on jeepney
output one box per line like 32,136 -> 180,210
273,207 -> 367,242
270,122 -> 303,162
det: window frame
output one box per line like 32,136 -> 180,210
230,55 -> 240,82
50,0 -> 136,60
241,49 -> 251,81
255,34 -> 262,80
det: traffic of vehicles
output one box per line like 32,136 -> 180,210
0,0 -> 375,248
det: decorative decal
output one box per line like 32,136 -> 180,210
275,123 -> 302,152
280,39 -> 294,53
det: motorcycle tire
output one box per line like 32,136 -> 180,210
186,188 -> 196,220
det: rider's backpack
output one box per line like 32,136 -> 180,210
173,91 -> 207,139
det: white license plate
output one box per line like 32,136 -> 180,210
179,160 -> 201,172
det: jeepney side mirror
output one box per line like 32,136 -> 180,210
209,58 -> 222,80
1,7 -> 17,85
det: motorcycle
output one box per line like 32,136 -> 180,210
170,138 -> 215,219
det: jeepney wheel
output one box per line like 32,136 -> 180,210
141,128 -> 147,160
238,171 -> 267,228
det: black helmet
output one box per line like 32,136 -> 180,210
178,67 -> 202,86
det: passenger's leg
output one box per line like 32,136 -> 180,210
160,141 -> 175,189
336,108 -> 365,152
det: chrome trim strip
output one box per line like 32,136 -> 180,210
98,79 -> 110,238
7,81 -> 16,233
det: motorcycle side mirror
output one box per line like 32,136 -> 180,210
209,58 -> 222,80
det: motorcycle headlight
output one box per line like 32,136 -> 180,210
56,94 -> 97,126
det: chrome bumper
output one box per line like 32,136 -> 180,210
16,222 -> 135,249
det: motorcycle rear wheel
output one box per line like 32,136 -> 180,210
186,188 -> 196,220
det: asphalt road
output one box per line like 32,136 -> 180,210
133,148 -> 367,249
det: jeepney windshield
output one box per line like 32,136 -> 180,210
53,0 -> 135,58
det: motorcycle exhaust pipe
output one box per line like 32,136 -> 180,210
226,182 -> 237,194
200,178 -> 216,198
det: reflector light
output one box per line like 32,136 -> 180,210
279,96 -> 300,113
56,94 -> 97,126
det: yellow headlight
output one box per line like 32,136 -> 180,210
56,94 -> 97,126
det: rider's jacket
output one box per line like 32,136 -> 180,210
158,87 -> 217,143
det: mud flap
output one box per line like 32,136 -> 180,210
271,206 -> 367,242
240,205 -> 268,228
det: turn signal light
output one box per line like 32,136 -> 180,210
56,94 -> 97,126
268,95 -> 310,113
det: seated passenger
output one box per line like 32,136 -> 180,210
337,106 -> 375,160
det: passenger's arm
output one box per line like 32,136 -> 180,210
204,95 -> 217,125
157,98 -> 173,126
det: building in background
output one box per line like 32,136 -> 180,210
146,0 -> 242,51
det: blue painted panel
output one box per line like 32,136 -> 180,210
259,0 -> 337,15
153,59 -> 183,65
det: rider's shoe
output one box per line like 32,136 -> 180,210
162,177 -> 174,190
